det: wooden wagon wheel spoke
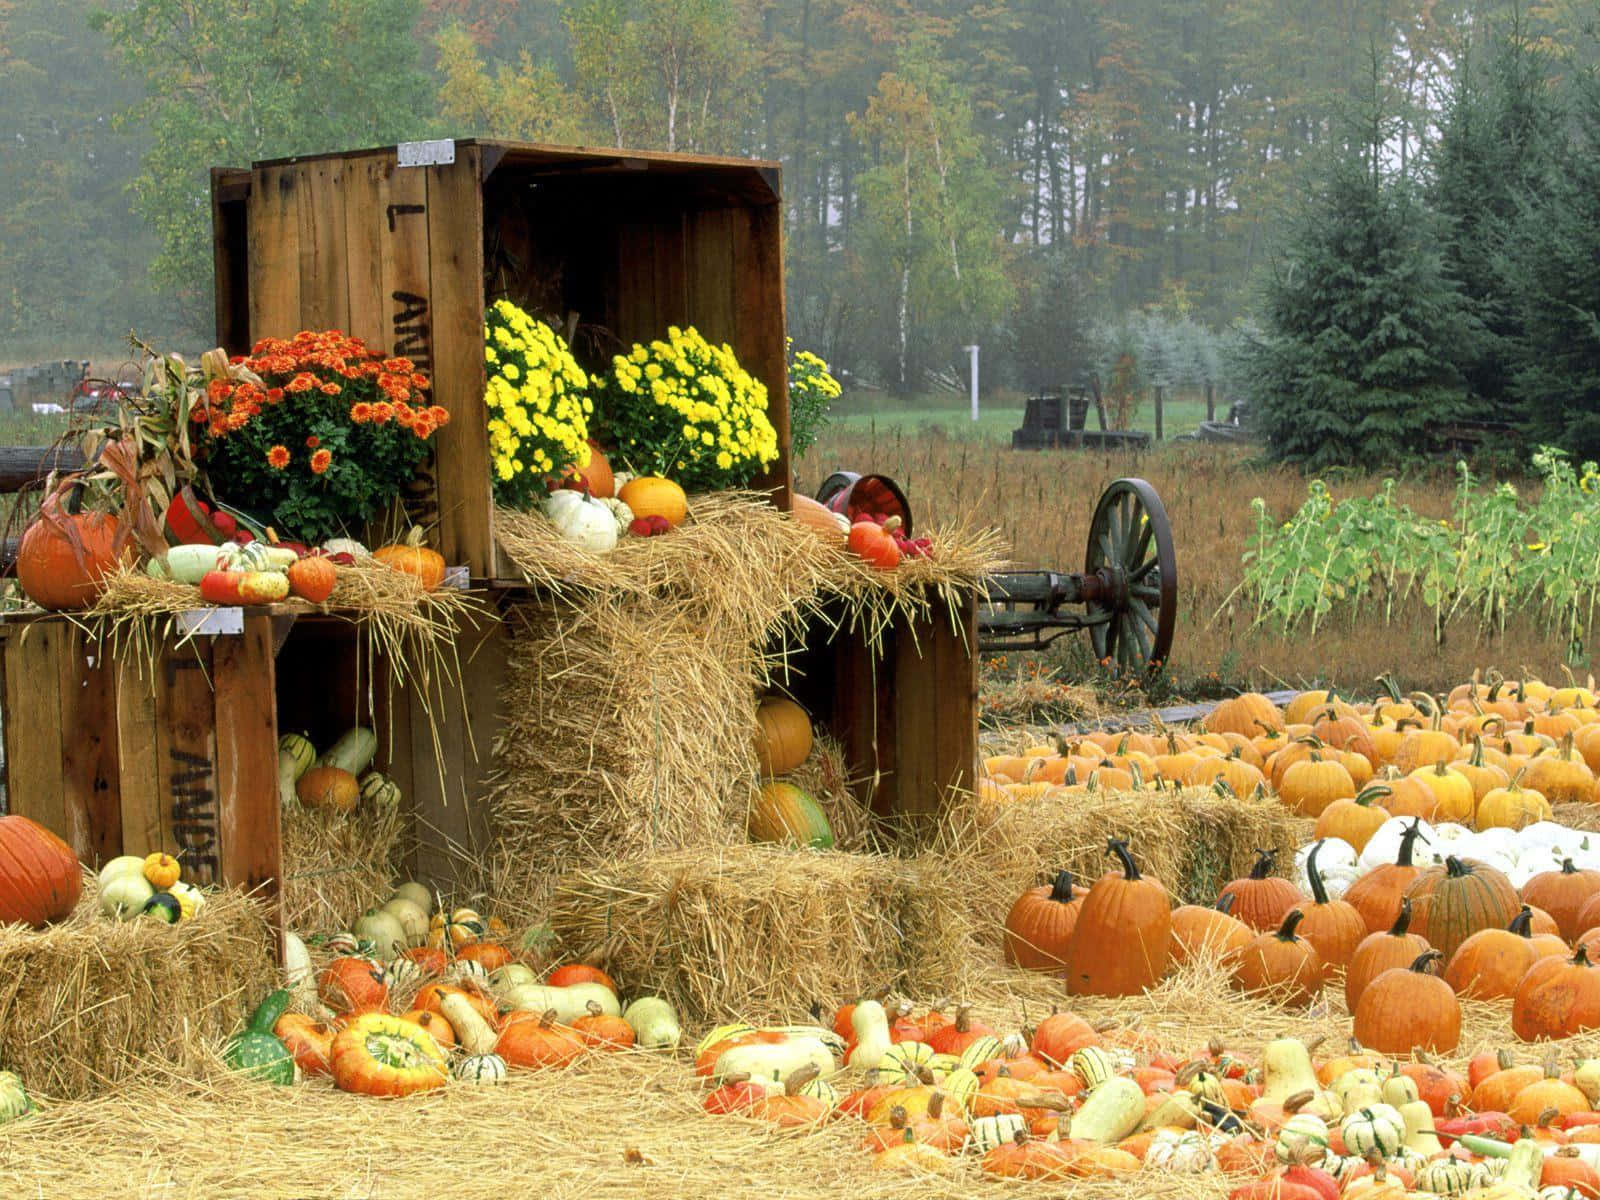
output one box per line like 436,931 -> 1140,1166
1084,478 -> 1178,675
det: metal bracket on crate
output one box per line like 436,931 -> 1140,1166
175,607 -> 244,636
397,139 -> 456,168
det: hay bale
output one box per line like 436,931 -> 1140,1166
926,785 -> 1303,954
0,884 -> 276,1100
279,803 -> 404,933
547,845 -> 926,1025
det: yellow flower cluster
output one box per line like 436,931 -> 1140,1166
483,299 -> 592,508
792,349 -> 842,399
604,326 -> 779,490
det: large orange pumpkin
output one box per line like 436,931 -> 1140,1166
1345,897 -> 1431,1013
372,527 -> 445,591
1003,870 -> 1087,971
1290,842 -> 1367,969
0,813 -> 82,927
755,696 -> 813,776
1445,907 -> 1568,1000
17,500 -> 125,611
1229,909 -> 1324,1008
1352,949 -> 1460,1054
1344,818 -> 1427,933
1522,859 -> 1600,941
618,476 -> 687,527
1062,839 -> 1171,997
561,440 -> 614,498
496,1009 -> 585,1069
1513,945 -> 1600,1041
318,956 -> 390,1014
1217,849 -> 1304,932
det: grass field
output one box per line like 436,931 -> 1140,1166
798,426 -> 1580,701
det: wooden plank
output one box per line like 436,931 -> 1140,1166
56,627 -> 121,867
3,622 -> 65,842
154,639 -> 220,885
828,617 -> 894,820
684,207 -> 737,345
890,611 -> 941,831
737,203 -> 791,508
343,157 -> 389,351
115,652 -> 161,859
376,156 -> 438,535
426,148 -> 493,575
214,615 -> 282,928
929,591 -> 979,802
297,159 -> 351,332
247,163 -> 303,341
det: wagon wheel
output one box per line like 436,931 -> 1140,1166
1083,478 -> 1178,674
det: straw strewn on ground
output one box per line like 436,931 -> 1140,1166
279,802 -> 403,933
0,883 -> 276,1100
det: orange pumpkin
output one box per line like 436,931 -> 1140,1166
618,476 -> 687,527
317,956 -> 390,1013
372,526 -> 445,590
1513,945 -> 1600,1041
1523,859 -> 1600,941
1217,850 -> 1305,932
296,766 -> 360,813
1230,909 -> 1324,1007
981,1130 -> 1075,1180
1062,839 -> 1171,997
560,440 -> 614,498
755,696 -> 813,777
274,1012 -> 337,1076
1345,896 -> 1432,1012
1003,870 -> 1087,971
496,1009 -> 585,1068
0,813 -> 83,927
1445,906 -> 1568,999
571,1000 -> 635,1050
1345,819 -> 1427,933
401,1009 -> 456,1053
287,554 -> 337,603
546,963 -> 618,992
454,942 -> 513,973
1290,842 -> 1367,969
1170,893 -> 1253,966
1405,856 -> 1522,961
1351,949 -> 1461,1054
1028,1011 -> 1100,1066
16,495 -> 126,611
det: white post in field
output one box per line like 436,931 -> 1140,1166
965,344 -> 980,421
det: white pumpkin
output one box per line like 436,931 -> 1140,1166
1296,838 -> 1359,897
97,855 -> 149,888
99,873 -> 154,920
1340,1103 -> 1406,1158
1144,1130 -> 1214,1173
452,1053 -> 508,1084
541,489 -> 619,552
353,908 -> 407,959
1360,817 -> 1438,872
390,881 -> 433,915
380,897 -> 429,946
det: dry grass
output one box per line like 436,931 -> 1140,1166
279,802 -> 405,933
0,883 -> 276,1100
802,432 -> 1574,690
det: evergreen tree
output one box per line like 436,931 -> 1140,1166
1007,249 -> 1092,394
1500,69 -> 1600,455
1241,148 -> 1482,468
1428,21 -> 1565,412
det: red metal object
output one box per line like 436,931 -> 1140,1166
815,472 -> 913,535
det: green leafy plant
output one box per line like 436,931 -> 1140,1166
786,339 -> 841,458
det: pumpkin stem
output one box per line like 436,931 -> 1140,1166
888,1104 -> 908,1129
1410,949 -> 1444,975
1248,848 -> 1277,880
1274,909 -> 1306,941
1106,839 -> 1140,880
1282,1089 -> 1313,1115
1353,783 -> 1392,807
1509,906 -> 1535,937
1563,858 -> 1579,875
1444,855 -> 1468,878
1397,820 -> 1426,866
1048,870 -> 1077,903
926,1092 -> 945,1119
1575,945 -> 1591,967
1306,841 -> 1330,907
953,1005 -> 972,1033
1389,897 -> 1414,938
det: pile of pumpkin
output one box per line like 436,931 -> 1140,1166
749,695 -> 835,849
1004,823 -> 1600,1051
694,997 -> 1600,1193
231,883 -> 682,1095
95,851 -> 207,923
982,676 -> 1600,829
276,726 -> 400,817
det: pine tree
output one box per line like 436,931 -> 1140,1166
1500,69 -> 1600,455
1241,148 -> 1482,468
1428,21 -> 1565,413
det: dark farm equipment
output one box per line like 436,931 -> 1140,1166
977,478 -> 1177,671
814,473 -> 1178,674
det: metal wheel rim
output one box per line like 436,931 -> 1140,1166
1084,477 -> 1178,674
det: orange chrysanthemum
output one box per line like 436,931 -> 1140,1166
309,448 -> 332,475
349,402 -> 373,423
266,445 -> 291,470
305,435 -> 320,449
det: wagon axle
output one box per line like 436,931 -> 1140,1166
976,477 -> 1178,672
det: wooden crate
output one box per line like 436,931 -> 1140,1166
0,614 -> 282,919
210,139 -> 791,580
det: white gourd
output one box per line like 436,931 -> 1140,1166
622,997 -> 681,1049
1144,1130 -> 1215,1173
541,490 -> 619,552
712,1037 -> 836,1084
1295,839 -> 1359,897
488,963 -> 539,999
1274,1112 -> 1330,1164
846,1000 -> 892,1070
452,1053 -> 508,1084
1339,1103 -> 1406,1158
500,981 -> 618,1023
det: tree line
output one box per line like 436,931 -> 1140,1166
0,0 -> 1594,435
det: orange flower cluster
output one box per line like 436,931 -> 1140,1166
195,330 -> 446,442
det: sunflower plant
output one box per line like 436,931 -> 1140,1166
598,326 -> 779,491
191,330 -> 447,543
484,299 -> 593,509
